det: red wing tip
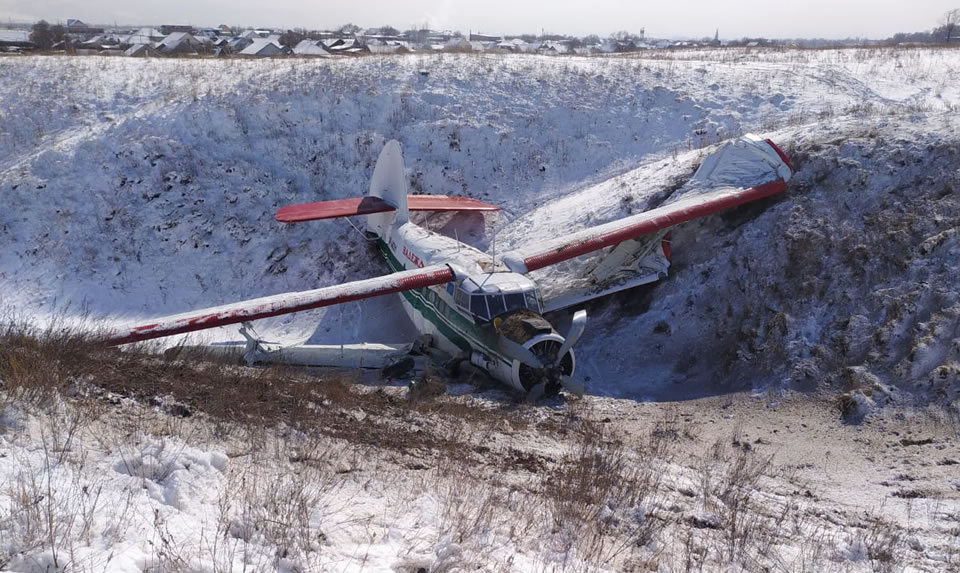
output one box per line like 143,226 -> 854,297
764,139 -> 795,174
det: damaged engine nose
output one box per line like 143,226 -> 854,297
496,309 -> 576,396
517,335 -> 576,395
496,308 -> 554,344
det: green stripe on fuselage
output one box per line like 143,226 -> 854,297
376,238 -> 510,364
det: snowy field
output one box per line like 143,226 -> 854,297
2,48 -> 960,570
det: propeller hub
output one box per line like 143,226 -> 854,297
497,309 -> 587,399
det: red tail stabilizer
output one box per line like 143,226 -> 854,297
276,195 -> 499,223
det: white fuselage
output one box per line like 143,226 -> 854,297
374,219 -> 559,392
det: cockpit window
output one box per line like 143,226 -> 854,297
470,295 -> 489,320
487,293 -> 507,318
524,290 -> 540,312
505,293 -> 527,313
457,276 -> 541,322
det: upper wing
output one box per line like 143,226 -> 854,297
101,265 -> 454,346
502,135 -> 793,274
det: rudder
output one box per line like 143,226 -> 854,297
366,140 -> 409,236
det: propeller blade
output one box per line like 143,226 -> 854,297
560,375 -> 585,398
554,310 -> 587,365
499,335 -> 544,369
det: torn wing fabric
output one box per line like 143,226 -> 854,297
501,134 -> 793,274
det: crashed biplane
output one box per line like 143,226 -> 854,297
103,134 -> 793,399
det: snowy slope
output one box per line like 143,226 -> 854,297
2,49 -> 960,402
4,48 -> 960,573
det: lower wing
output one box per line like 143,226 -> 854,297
101,265 -> 455,346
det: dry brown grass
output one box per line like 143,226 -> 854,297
0,320 -> 545,468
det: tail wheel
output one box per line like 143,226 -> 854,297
518,339 -> 574,396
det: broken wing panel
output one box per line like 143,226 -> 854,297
539,231 -> 672,313
502,135 -> 792,275
509,179 -> 787,274
102,265 -> 455,345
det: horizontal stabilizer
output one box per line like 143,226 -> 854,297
277,195 -> 499,223
101,265 -> 455,346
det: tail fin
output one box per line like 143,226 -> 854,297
366,140 -> 409,236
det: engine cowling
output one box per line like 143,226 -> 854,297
514,332 -> 575,395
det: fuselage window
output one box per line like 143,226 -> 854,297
455,289 -> 468,309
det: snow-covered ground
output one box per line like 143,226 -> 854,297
3,49 -> 960,399
2,48 -> 960,570
2,376 -> 958,571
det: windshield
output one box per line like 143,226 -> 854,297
457,276 -> 541,321
505,292 -> 527,313
470,295 -> 489,320
487,293 -> 507,317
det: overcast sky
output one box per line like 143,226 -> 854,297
2,1 -> 957,39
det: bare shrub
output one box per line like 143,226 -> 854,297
0,410 -> 135,572
542,418 -> 665,565
0,317 -> 106,407
689,430 -> 781,570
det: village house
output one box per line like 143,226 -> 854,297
228,36 -> 253,52
65,19 -> 104,41
292,39 -> 331,56
468,32 -> 501,42
442,37 -> 472,52
323,38 -> 367,55
123,43 -> 159,57
367,39 -> 412,54
238,37 -> 287,57
538,41 -> 571,55
156,32 -> 204,55
80,35 -> 122,52
160,25 -> 193,35
0,29 -> 33,52
497,38 -> 536,53
122,27 -> 165,46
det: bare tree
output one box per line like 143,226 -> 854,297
278,30 -> 305,47
29,20 -> 53,50
941,8 -> 960,43
50,24 -> 70,48
610,30 -> 641,43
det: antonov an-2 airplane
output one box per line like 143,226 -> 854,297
102,135 -> 793,400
